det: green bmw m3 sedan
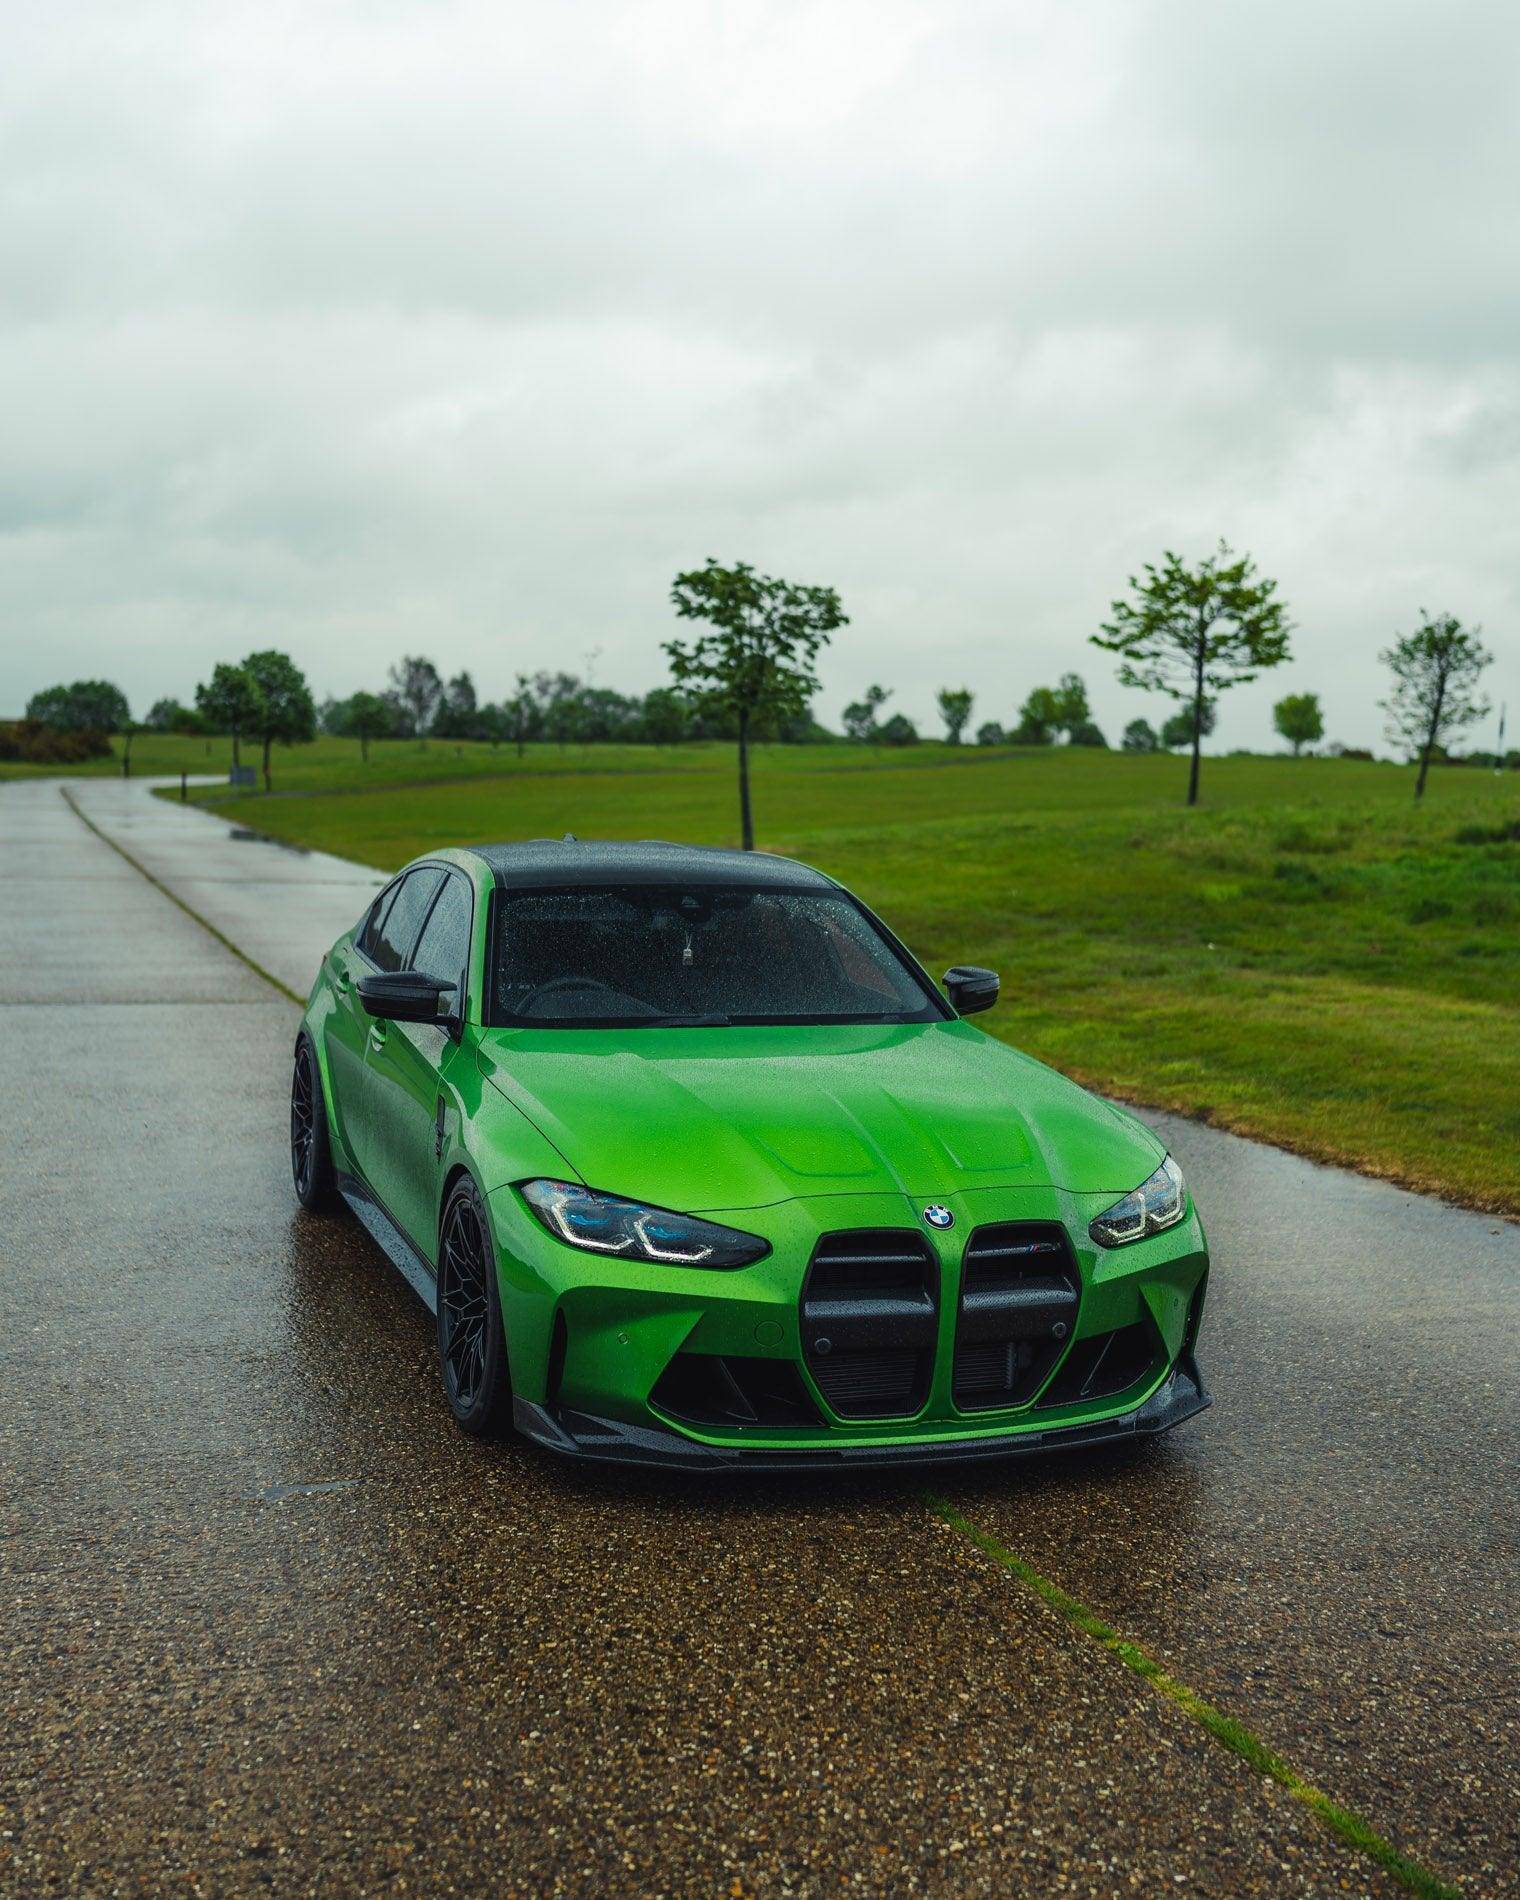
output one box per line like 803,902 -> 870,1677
291,839 -> 1209,1468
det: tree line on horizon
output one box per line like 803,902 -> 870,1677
9,546 -> 1506,820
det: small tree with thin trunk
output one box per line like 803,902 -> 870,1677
666,560 -> 846,850
505,673 -> 535,757
1273,692 -> 1324,756
1050,673 -> 1090,740
1093,542 -> 1291,805
387,656 -> 444,741
196,663 -> 263,771
243,649 -> 317,791
346,691 -> 392,763
1380,612 -> 1492,801
936,687 -> 973,744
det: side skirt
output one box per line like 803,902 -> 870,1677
335,1169 -> 439,1316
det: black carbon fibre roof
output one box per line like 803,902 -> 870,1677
469,838 -> 834,889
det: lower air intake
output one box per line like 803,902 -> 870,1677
650,1354 -> 823,1430
1037,1321 -> 1159,1409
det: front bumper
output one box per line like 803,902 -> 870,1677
512,1352 -> 1210,1470
488,1182 -> 1210,1470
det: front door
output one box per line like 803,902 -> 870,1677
347,865 -> 444,1210
323,878 -> 404,1166
360,869 -> 475,1259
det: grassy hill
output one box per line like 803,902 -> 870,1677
109,734 -> 1520,1212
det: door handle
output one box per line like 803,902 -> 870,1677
368,1021 -> 388,1051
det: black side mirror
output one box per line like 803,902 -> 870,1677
943,965 -> 999,1015
357,969 -> 458,1029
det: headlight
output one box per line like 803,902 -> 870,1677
519,1179 -> 770,1269
1089,1155 -> 1187,1248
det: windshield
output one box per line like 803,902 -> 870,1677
489,883 -> 945,1027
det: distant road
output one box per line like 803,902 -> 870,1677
2,774 -> 1514,1896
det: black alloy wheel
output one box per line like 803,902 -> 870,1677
437,1176 -> 512,1436
290,1038 -> 335,1210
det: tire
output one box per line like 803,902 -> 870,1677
437,1175 -> 513,1437
290,1035 -> 337,1212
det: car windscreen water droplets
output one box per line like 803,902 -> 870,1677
492,883 -> 943,1027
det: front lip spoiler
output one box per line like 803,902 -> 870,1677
513,1354 -> 1210,1472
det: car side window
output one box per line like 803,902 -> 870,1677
369,868 -> 446,973
358,881 -> 401,960
410,872 -> 473,997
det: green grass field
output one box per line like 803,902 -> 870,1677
111,732 -> 1520,1214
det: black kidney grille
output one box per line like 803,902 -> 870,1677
810,1349 -> 922,1415
953,1222 -> 1080,1411
802,1230 -> 938,1420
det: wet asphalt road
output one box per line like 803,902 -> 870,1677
2,778 -> 1516,1897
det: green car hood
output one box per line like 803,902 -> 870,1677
477,1019 -> 1163,1212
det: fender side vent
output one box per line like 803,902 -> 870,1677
545,1310 -> 569,1409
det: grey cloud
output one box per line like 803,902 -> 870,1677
0,0 -> 1516,751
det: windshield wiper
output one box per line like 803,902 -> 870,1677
640,1012 -> 732,1027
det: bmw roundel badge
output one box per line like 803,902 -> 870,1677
923,1204 -> 954,1230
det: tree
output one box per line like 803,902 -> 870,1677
1050,673 -> 1090,739
1012,685 -> 1061,745
641,687 -> 691,746
144,697 -> 202,734
242,649 -> 317,791
936,687 -> 974,745
345,691 -> 392,763
1380,612 -> 1492,801
1273,692 -> 1324,756
535,671 -> 585,749
842,684 -> 891,742
387,656 -> 444,740
432,670 -> 479,740
195,663 -> 263,770
878,712 -> 919,746
26,678 -> 135,774
1009,675 -> 1090,745
1093,541 -> 1291,805
504,673 -> 536,757
1068,718 -> 1108,748
1122,717 -> 1160,753
976,721 -> 1006,746
26,679 -> 130,734
1161,697 -> 1217,750
666,560 -> 847,849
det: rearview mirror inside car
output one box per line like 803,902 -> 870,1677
356,969 -> 457,1027
943,965 -> 999,1015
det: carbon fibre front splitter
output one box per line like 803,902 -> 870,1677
512,1356 -> 1210,1472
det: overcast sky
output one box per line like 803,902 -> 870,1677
3,0 -> 1517,750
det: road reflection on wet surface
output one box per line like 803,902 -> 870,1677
2,778 -> 1514,1895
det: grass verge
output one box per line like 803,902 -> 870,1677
171,745 -> 1520,1214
